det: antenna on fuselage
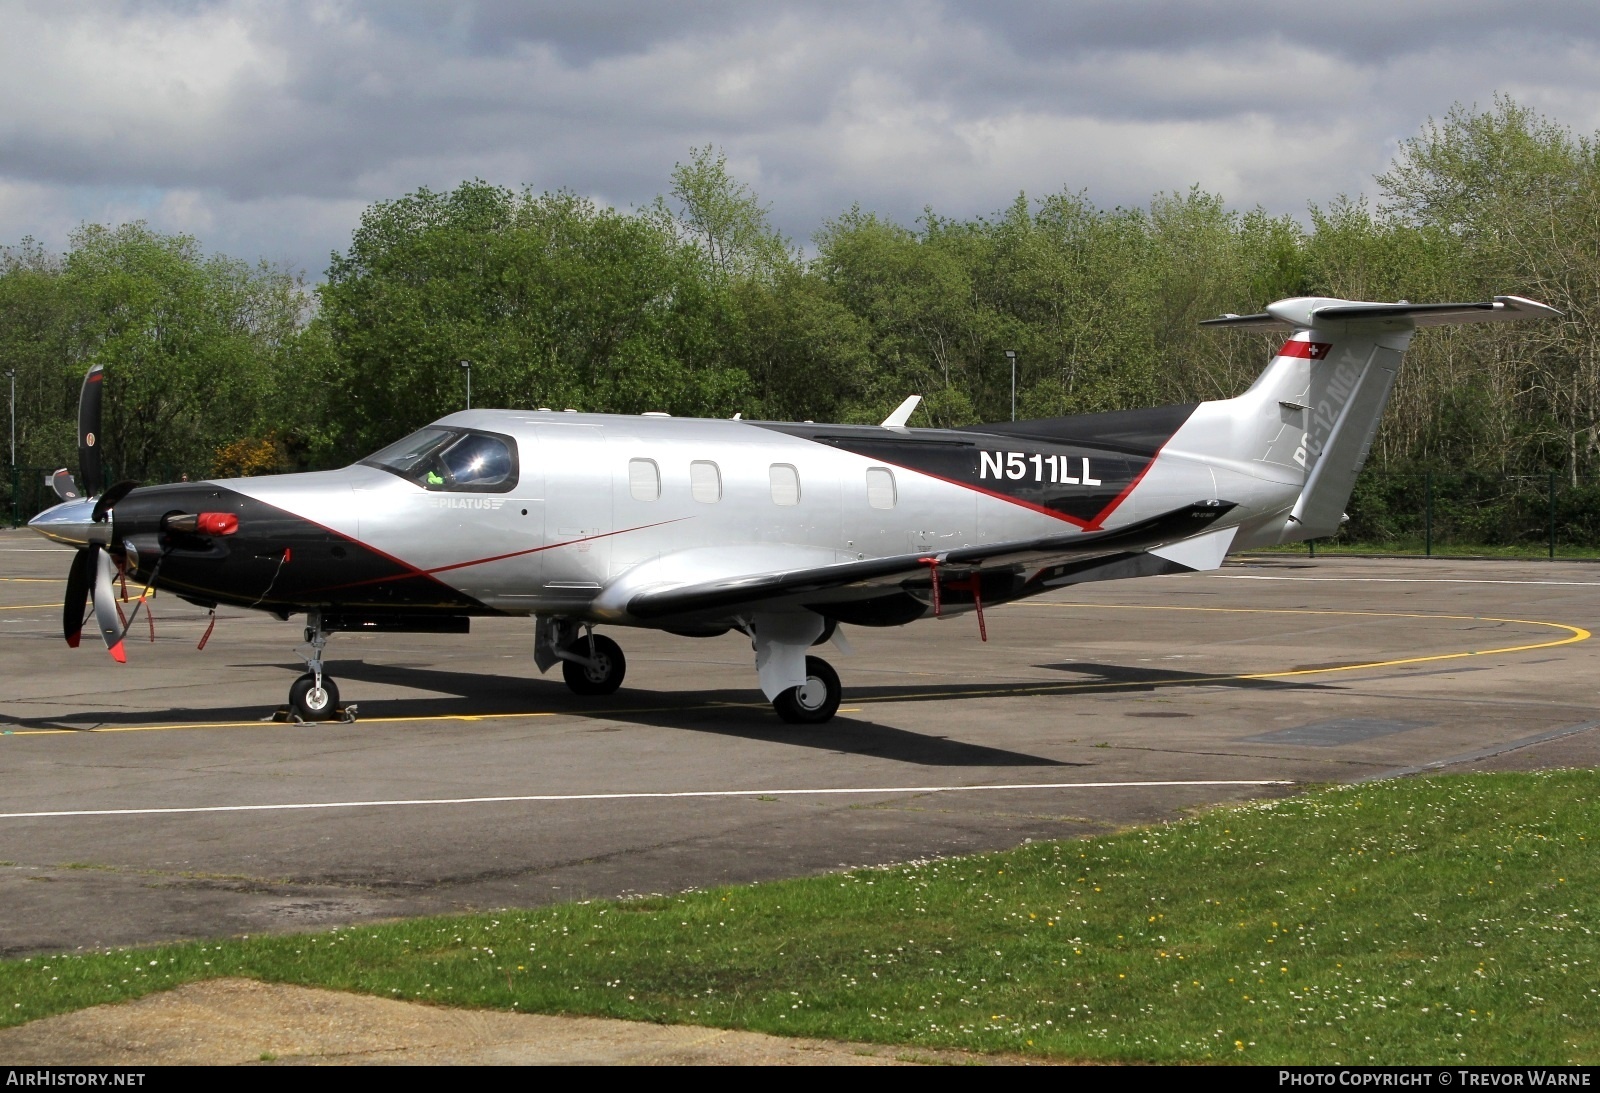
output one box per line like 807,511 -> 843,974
881,395 -> 922,428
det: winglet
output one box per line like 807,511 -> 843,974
881,395 -> 922,428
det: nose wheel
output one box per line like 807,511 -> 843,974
773,656 -> 841,724
289,672 -> 341,721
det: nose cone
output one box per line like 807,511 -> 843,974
27,497 -> 105,548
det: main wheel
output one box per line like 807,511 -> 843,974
773,656 -> 841,724
289,672 -> 340,721
562,634 -> 626,696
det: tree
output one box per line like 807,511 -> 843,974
61,223 -> 313,481
668,146 -> 795,280
319,181 -> 748,457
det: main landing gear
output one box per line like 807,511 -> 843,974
536,617 -> 628,696
560,632 -> 627,696
750,612 -> 845,725
534,614 -> 841,723
772,655 -> 841,724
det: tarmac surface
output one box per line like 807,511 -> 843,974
4,527 -> 1600,962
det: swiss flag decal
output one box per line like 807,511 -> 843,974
1277,339 -> 1333,360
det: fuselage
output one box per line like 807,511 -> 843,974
34,399 -> 1306,628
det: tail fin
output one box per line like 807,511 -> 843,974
1203,295 -> 1560,541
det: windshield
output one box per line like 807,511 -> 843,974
360,427 -> 519,493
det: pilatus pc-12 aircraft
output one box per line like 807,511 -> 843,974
28,294 -> 1558,723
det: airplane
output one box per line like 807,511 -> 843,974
25,293 -> 1559,724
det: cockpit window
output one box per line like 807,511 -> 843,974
360,427 -> 519,493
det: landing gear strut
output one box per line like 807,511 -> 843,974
772,655 -> 841,724
289,610 -> 341,721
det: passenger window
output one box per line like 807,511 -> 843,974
769,463 -> 800,506
866,467 -> 896,509
628,458 -> 660,501
690,460 -> 721,503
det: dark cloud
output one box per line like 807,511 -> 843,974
1,1 -> 1598,276
955,0 -> 1600,63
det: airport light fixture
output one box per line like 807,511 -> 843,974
459,359 -> 472,411
1004,349 -> 1017,421
6,369 -> 14,529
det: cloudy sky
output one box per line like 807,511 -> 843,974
4,0 -> 1600,278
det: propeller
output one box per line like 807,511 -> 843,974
34,362 -> 142,662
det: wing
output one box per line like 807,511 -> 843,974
624,500 -> 1235,621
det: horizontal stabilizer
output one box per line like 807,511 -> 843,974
626,500 -> 1236,620
1201,295 -> 1560,331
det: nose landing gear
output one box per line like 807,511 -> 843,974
285,610 -> 352,722
289,670 -> 340,720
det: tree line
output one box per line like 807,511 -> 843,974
4,97 -> 1598,504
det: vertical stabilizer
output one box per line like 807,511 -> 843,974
1201,295 -> 1559,545
1288,329 -> 1410,538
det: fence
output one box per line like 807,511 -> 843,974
4,464 -> 211,529
1328,471 -> 1600,558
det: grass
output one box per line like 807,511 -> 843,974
3,771 -> 1597,1064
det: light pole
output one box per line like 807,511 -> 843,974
1004,350 -> 1017,421
5,369 -> 14,528
459,360 -> 472,410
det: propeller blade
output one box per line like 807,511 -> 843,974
78,363 -> 105,498
48,468 -> 81,502
92,546 -> 126,664
63,547 -> 93,648
92,480 -> 138,525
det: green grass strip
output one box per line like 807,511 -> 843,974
3,771 -> 1597,1064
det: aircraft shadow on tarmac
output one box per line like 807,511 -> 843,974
1,657 -> 1326,768
3,660 -> 1069,768
1031,661 -> 1327,694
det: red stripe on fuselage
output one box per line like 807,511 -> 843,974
864,437 -> 1179,533
861,456 -> 1094,529
300,518 -> 692,596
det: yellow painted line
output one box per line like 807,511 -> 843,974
1,606 -> 1587,737
2,710 -> 563,738
0,603 -> 56,611
978,602 -> 1591,687
0,577 -> 65,582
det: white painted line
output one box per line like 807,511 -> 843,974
1217,575 -> 1600,587
0,780 -> 1288,820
